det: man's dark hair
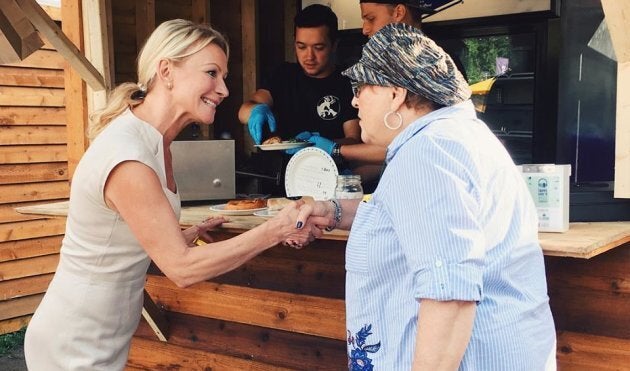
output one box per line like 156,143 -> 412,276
294,4 -> 338,43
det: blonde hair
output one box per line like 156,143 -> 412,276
88,19 -> 229,139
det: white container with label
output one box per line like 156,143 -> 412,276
518,164 -> 571,233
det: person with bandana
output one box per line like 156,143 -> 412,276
295,24 -> 556,370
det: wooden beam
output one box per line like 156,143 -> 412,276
601,0 -> 630,199
0,0 -> 44,63
15,0 -> 105,91
141,289 -> 169,342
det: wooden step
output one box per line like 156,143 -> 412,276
127,336 -> 293,370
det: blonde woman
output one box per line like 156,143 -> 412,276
24,19 -> 320,370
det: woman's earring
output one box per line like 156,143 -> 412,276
384,111 -> 402,130
167,81 -> 173,89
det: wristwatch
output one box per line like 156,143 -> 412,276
332,143 -> 343,162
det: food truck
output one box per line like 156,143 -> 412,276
1,0 -> 629,369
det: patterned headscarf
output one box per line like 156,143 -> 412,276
342,23 -> 470,106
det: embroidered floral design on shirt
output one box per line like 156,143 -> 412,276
347,324 -> 381,371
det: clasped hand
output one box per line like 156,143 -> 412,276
280,200 -> 335,248
285,131 -> 336,155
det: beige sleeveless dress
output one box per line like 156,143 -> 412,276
24,109 -> 180,370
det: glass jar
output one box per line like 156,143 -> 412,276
335,175 -> 363,200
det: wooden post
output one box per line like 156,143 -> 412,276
601,0 -> 630,199
82,0 -> 115,113
192,0 -> 211,140
242,0 -> 256,152
60,0 -> 89,178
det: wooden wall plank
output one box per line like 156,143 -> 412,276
546,244 -> 630,339
0,126 -> 67,145
0,235 -> 63,262
0,86 -> 65,107
0,66 -> 64,88
0,254 -> 59,281
134,311 -> 347,369
148,236 -> 347,298
155,0 -> 192,24
145,275 -> 346,341
0,163 -> 69,185
127,336 -> 293,371
3,49 -> 65,69
0,106 -> 65,125
0,293 -> 44,321
0,145 -> 68,164
0,314 -> 30,334
0,181 -> 70,204
0,218 -> 66,242
557,331 -> 630,370
135,0 -> 155,53
0,273 -> 54,300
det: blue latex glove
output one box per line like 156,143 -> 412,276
285,131 -> 314,155
247,104 -> 277,145
286,131 -> 336,155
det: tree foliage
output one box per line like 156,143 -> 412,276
463,36 -> 511,84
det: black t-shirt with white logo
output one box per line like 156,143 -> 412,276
261,62 -> 358,140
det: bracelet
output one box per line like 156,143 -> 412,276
325,199 -> 342,232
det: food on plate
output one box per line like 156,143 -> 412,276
267,196 -> 315,212
262,136 -> 282,145
224,198 -> 267,210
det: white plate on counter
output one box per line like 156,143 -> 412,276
209,204 -> 268,216
253,209 -> 278,219
284,147 -> 338,201
255,141 -> 312,151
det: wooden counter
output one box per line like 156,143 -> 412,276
16,201 -> 630,258
15,201 -> 630,369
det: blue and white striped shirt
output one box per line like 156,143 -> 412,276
345,100 -> 556,370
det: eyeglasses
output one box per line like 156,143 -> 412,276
351,82 -> 365,98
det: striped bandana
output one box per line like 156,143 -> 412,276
342,23 -> 470,107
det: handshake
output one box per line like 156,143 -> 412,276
247,104 -> 336,155
266,197 -> 342,249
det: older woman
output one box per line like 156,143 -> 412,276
298,23 -> 556,370
24,19 -> 320,371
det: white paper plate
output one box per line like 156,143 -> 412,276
209,204 -> 267,216
285,147 -> 338,201
253,209 -> 278,219
255,141 -> 312,151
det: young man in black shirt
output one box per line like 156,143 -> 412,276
239,4 -> 384,183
